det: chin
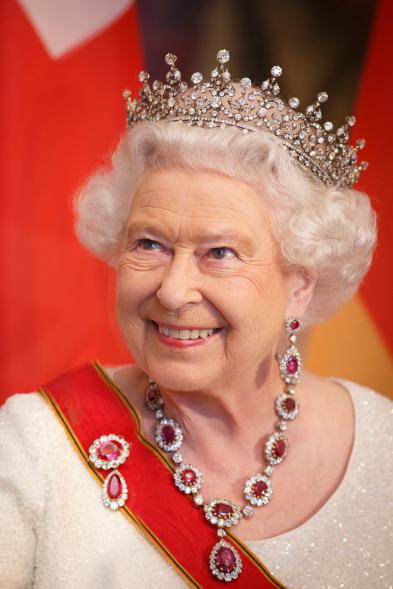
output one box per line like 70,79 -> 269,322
144,357 -> 218,392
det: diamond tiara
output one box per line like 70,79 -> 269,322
123,49 -> 368,188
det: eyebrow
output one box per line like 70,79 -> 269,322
126,221 -> 255,251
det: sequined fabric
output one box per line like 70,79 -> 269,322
0,378 -> 391,588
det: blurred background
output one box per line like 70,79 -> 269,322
1,0 -> 392,401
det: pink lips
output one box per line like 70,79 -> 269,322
151,322 -> 222,349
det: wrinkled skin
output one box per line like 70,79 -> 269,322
114,168 -> 353,540
117,167 -> 312,395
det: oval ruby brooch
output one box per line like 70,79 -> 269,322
89,433 -> 131,510
89,434 -> 130,470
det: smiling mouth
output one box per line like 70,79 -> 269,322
151,322 -> 222,341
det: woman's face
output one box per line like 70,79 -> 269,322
117,168 -> 299,392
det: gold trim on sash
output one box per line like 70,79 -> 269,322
39,386 -> 203,589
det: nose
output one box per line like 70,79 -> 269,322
156,250 -> 203,310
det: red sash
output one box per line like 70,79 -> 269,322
39,361 -> 287,588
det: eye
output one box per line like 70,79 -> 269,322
135,238 -> 165,252
208,247 -> 236,260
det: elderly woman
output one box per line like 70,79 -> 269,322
0,49 -> 392,589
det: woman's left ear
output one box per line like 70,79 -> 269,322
285,270 -> 316,319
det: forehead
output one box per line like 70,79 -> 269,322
129,168 -> 272,238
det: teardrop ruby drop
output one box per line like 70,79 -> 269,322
252,480 -> 268,498
286,356 -> 298,374
108,473 -> 122,499
273,438 -> 286,458
283,397 -> 296,412
98,441 -> 120,461
181,469 -> 197,485
215,546 -> 237,573
213,502 -> 234,519
162,424 -> 176,444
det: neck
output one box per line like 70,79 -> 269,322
156,359 -> 284,464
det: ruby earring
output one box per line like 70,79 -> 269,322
278,317 -> 302,387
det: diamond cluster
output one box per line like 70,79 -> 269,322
209,539 -> 243,582
89,434 -> 131,511
123,49 -> 368,188
89,434 -> 130,470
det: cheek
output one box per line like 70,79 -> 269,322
230,262 -> 288,307
116,259 -> 160,323
222,265 -> 289,334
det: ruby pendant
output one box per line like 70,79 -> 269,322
209,540 -> 242,582
102,470 -> 128,510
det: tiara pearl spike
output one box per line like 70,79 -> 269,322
123,49 -> 368,189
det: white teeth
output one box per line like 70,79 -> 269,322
157,324 -> 219,340
179,330 -> 191,340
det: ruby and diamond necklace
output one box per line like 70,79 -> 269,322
145,317 -> 302,582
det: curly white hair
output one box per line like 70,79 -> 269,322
75,121 -> 376,326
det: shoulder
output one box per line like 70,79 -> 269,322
334,378 -> 393,432
0,392 -> 61,525
0,391 -> 66,472
0,391 -> 56,436
303,371 -> 392,431
334,380 -> 393,493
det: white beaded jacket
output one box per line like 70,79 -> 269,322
0,376 -> 392,589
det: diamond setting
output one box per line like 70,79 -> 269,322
275,393 -> 299,420
289,97 -> 300,108
209,540 -> 242,581
155,418 -> 184,452
279,345 -> 302,384
125,49 -> 368,188
271,65 -> 282,77
173,464 -> 203,495
244,474 -> 273,507
242,504 -> 254,518
217,49 -> 230,64
265,432 -> 288,466
204,499 -> 242,528
89,434 -> 130,470
191,72 -> 203,85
